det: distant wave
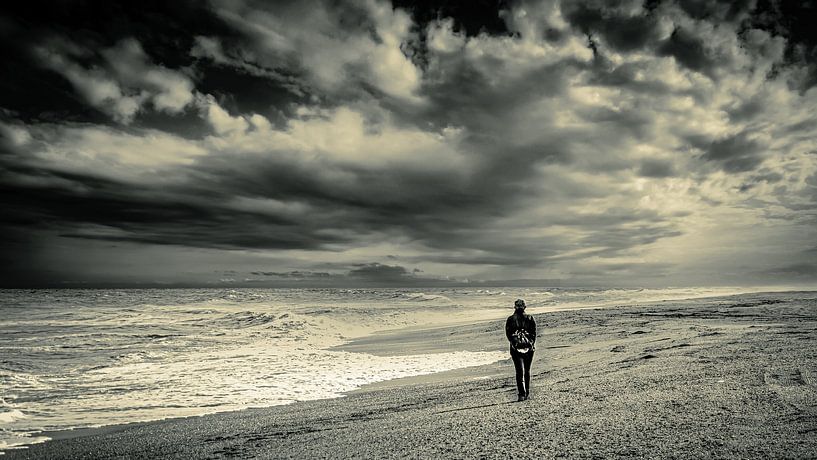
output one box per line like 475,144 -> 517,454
216,311 -> 283,327
402,292 -> 452,302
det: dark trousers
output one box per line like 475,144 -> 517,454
510,348 -> 534,396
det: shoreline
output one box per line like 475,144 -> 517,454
4,313 -> 513,453
5,290 -> 817,458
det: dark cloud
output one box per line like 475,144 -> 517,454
726,97 -> 765,123
0,1 -> 232,126
0,124 -> 545,262
187,151 -> 490,233
783,119 -> 817,134
677,0 -> 756,23
575,225 -> 683,259
696,132 -> 767,172
1,1 -> 232,65
412,58 -> 575,132
244,264 -> 459,287
348,263 -> 412,280
750,0 -> 817,91
1,0 -> 816,287
393,0 -> 511,37
657,27 -> 719,77
638,159 -> 676,178
562,3 -> 663,52
0,158 -> 338,252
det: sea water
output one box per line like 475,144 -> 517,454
0,286 -> 780,450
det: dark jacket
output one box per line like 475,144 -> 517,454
506,312 -> 536,350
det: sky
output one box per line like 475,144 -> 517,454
1,0 -> 816,288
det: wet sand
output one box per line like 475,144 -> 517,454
6,291 -> 817,459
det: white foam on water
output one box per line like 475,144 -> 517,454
30,346 -> 506,426
0,410 -> 26,424
0,409 -> 51,454
0,338 -> 506,450
0,290 -> 513,451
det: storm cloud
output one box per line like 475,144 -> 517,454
1,0 -> 816,287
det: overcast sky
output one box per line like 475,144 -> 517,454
1,0 -> 816,288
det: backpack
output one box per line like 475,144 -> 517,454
511,329 -> 532,353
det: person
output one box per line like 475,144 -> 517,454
505,299 -> 536,401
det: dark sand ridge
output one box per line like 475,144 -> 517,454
5,291 -> 817,459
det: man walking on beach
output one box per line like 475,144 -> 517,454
506,299 -> 536,401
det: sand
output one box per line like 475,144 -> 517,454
5,291 -> 817,459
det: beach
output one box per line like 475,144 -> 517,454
5,291 -> 817,459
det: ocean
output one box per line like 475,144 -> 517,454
0,286 -> 784,450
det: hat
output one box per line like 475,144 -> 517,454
514,299 -> 526,309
